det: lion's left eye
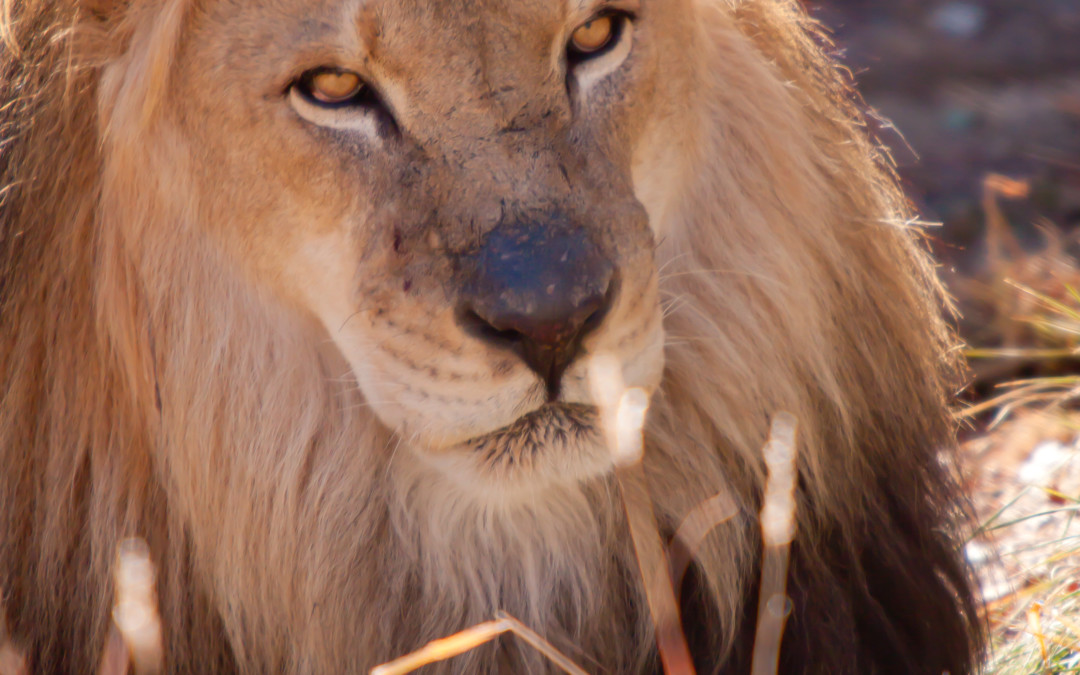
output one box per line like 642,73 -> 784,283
288,67 -> 398,137
295,68 -> 369,107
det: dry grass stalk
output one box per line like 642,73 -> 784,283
369,614 -> 587,675
107,538 -> 163,675
0,605 -> 27,675
960,375 -> 1080,424
749,413 -> 799,675
1025,602 -> 1050,672
614,461 -> 696,675
493,612 -> 589,675
983,174 -> 1031,268
960,276 -> 1080,424
668,492 -> 738,592
1053,609 -> 1080,645
0,648 -> 26,675
98,625 -> 131,675
982,174 -> 1032,350
0,645 -> 26,675
589,355 -> 696,675
370,619 -> 509,675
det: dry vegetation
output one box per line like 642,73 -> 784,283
956,176 -> 1080,674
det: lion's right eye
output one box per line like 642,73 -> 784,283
570,15 -> 615,54
564,10 -> 634,94
567,11 -> 631,66
288,67 -> 398,136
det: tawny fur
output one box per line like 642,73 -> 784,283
1,0 -> 980,673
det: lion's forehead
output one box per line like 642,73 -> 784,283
214,0 -> 572,65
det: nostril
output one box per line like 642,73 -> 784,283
577,308 -> 605,344
579,272 -> 619,338
458,308 -> 526,346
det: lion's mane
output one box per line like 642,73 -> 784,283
1,0 -> 981,673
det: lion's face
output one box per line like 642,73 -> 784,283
166,0 -> 678,496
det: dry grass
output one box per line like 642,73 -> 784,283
370,614 -> 588,675
969,424 -> 1080,675
957,175 -> 1080,674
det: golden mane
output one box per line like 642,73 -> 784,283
1,0 -> 981,673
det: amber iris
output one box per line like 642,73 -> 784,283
570,15 -> 614,53
309,70 -> 363,104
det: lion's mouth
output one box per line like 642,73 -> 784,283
461,402 -> 602,459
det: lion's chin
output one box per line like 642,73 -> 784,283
462,402 -> 599,455
413,403 -> 616,502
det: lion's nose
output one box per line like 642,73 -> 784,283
458,217 -> 615,399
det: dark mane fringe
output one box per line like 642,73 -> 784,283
0,0 -> 106,665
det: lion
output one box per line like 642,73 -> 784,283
0,0 -> 982,672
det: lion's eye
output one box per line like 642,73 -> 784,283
567,12 -> 628,62
571,16 -> 614,53
296,68 -> 368,106
288,67 -> 398,136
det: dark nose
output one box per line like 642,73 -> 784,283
458,217 -> 615,399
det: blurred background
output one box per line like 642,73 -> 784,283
820,0 -> 1079,250
811,3 -> 1080,671
818,1 -> 1080,348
